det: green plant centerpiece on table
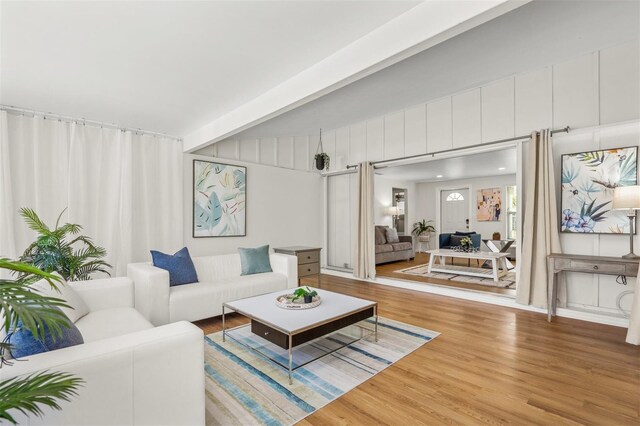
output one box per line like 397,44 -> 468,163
412,219 -> 436,239
460,236 -> 473,252
19,208 -> 111,281
0,258 -> 83,424
289,286 -> 318,304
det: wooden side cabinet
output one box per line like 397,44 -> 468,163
273,246 -> 322,288
547,253 -> 639,322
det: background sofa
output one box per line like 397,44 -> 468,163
128,253 -> 298,326
375,225 -> 414,264
4,277 -> 204,426
439,231 -> 482,249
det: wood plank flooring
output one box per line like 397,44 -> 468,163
194,274 -> 639,425
376,252 -> 517,296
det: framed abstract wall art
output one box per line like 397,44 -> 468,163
561,146 -> 637,234
193,159 -> 246,237
476,188 -> 502,221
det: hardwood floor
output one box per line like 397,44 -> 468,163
376,252 -> 517,297
194,274 -> 640,425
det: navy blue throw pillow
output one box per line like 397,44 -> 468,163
9,307 -> 84,358
238,245 -> 273,276
151,247 -> 199,286
454,231 -> 476,236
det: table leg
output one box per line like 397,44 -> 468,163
491,258 -> 498,282
222,305 -> 226,342
547,259 -> 555,322
288,334 -> 293,385
427,252 -> 435,273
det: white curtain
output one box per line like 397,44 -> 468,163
0,112 -> 183,277
353,162 -> 375,280
517,130 -> 563,308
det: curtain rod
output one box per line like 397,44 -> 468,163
0,104 -> 182,141
345,126 -> 570,170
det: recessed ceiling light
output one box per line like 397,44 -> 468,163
498,167 -> 506,171
436,175 -> 443,178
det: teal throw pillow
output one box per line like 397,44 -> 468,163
238,245 -> 273,276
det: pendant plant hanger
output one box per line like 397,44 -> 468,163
314,129 -> 330,171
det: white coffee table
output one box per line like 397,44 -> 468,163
427,249 -> 510,282
222,288 -> 378,384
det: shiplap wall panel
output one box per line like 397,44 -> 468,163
259,138 -> 277,166
600,40 -> 640,125
553,53 -> 599,129
327,176 -> 337,267
323,130 -> 336,171
293,136 -> 310,171
426,97 -> 452,152
481,78 -> 515,142
335,174 -> 351,268
215,139 -> 238,160
277,137 -> 293,169
239,139 -> 258,163
349,121 -> 367,165
452,88 -> 481,148
404,104 -> 427,156
335,126 -> 350,170
514,67 -> 552,134
384,111 -> 404,160
349,173 -> 358,268
366,117 -> 384,162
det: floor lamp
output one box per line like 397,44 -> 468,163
613,185 -> 640,259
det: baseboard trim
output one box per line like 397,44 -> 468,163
320,268 -> 629,328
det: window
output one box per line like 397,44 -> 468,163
446,192 -> 465,202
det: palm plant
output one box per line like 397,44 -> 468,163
412,219 -> 436,237
20,208 -> 111,281
0,258 -> 83,424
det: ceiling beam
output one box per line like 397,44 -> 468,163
183,0 -> 530,153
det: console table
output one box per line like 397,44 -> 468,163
547,253 -> 639,322
273,246 -> 322,287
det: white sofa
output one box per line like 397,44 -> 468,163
2,277 -> 205,426
127,253 -> 298,326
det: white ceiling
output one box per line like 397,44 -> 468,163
0,0 -> 419,136
376,148 -> 517,182
229,0 -> 640,140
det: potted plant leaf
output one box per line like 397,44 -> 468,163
19,208 -> 111,281
313,129 -> 330,171
412,219 -> 436,242
289,286 -> 318,304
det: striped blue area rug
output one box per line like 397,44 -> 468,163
204,317 -> 439,425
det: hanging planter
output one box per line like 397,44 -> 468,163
314,129 -> 330,171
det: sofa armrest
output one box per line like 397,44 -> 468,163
127,262 -> 171,326
3,322 -> 205,426
270,253 -> 298,289
439,233 -> 451,248
69,277 -> 134,311
471,234 -> 482,249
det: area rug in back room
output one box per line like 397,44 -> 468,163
203,316 -> 439,426
395,264 -> 516,288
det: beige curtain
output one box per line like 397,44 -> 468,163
517,130 -> 562,308
353,162 -> 376,279
626,274 -> 640,344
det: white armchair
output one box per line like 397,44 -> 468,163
2,277 -> 205,426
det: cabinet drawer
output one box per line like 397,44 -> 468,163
298,262 -> 320,277
298,251 -> 320,265
569,260 -> 625,274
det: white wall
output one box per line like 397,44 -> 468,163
183,154 -> 322,257
374,176 -> 417,233
415,174 -> 516,242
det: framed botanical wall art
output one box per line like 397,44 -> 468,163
561,146 -> 637,234
476,188 -> 502,221
193,159 -> 246,237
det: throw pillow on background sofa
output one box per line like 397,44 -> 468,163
151,247 -> 199,286
238,245 -> 273,275
385,227 -> 400,243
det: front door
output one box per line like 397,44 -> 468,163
441,189 -> 469,233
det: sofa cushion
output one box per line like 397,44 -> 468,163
30,277 -> 90,324
391,242 -> 412,252
375,244 -> 393,254
385,228 -> 400,243
9,307 -> 84,358
151,247 -> 198,286
75,307 -> 153,343
374,226 -> 387,245
453,231 -> 476,236
169,273 -> 288,323
449,235 -> 466,247
238,245 -> 273,275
